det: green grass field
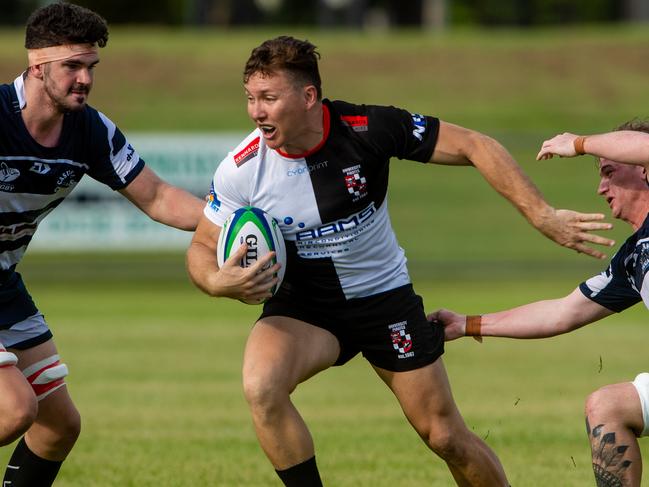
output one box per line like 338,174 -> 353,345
6,253 -> 647,486
1,25 -> 649,485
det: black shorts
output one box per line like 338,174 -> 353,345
0,270 -> 39,329
258,284 -> 444,372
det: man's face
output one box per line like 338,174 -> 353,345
597,158 -> 647,222
244,70 -> 311,153
42,52 -> 99,112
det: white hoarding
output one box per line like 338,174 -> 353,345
29,133 -> 244,251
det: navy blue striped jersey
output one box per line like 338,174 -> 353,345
579,213 -> 649,312
204,99 -> 439,300
0,74 -> 145,272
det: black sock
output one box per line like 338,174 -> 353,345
276,456 -> 323,487
3,437 -> 63,487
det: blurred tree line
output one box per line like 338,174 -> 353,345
1,0 -> 648,26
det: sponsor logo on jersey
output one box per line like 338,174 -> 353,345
295,202 -> 375,242
0,162 -> 20,183
125,144 -> 136,162
234,137 -> 260,167
343,164 -> 367,202
389,320 -> 414,358
30,162 -> 51,175
411,113 -> 426,141
207,182 -> 221,212
340,115 -> 368,132
287,160 -> 328,177
56,170 -> 77,190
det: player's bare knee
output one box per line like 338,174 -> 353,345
426,426 -> 465,463
54,411 -> 81,451
585,386 -> 618,422
243,373 -> 287,416
0,400 -> 37,446
0,393 -> 37,445
56,405 -> 81,444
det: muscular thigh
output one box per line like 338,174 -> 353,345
374,358 -> 464,432
243,316 -> 340,392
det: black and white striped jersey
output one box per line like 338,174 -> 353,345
0,74 -> 145,272
204,99 -> 439,300
580,213 -> 649,312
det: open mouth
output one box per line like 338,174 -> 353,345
259,125 -> 276,138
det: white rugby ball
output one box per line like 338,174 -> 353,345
217,206 -> 286,304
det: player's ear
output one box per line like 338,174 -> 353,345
28,63 -> 45,80
304,85 -> 318,109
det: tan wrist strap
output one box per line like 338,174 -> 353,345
466,315 -> 483,343
574,136 -> 587,155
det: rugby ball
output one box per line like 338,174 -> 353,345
217,207 -> 286,304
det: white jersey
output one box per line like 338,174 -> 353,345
204,99 -> 439,300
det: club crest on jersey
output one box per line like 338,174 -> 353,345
389,321 -> 414,359
234,137 -> 260,167
411,113 -> 426,141
30,162 -> 51,175
340,115 -> 368,132
342,164 -> 367,202
0,162 -> 20,183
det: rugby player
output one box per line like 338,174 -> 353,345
186,36 -> 614,486
432,121 -> 649,486
0,3 -> 208,485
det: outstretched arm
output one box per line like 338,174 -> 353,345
537,131 -> 649,169
119,166 -> 204,231
186,215 -> 280,303
430,121 -> 614,259
430,288 -> 614,341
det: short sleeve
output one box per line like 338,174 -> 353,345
86,111 -> 145,190
203,157 -> 248,227
362,104 -> 439,163
579,248 -> 642,312
330,100 -> 439,163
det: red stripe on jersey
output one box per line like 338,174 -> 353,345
277,104 -> 331,159
234,136 -> 260,166
340,115 -> 368,128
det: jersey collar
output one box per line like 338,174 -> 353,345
276,103 -> 330,159
13,73 -> 27,110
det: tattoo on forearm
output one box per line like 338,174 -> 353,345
586,419 -> 632,487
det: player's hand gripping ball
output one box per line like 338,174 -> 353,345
216,207 -> 286,304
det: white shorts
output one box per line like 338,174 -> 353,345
0,312 -> 52,350
632,373 -> 649,437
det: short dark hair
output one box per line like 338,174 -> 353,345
25,2 -> 109,49
615,119 -> 649,135
243,36 -> 322,100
